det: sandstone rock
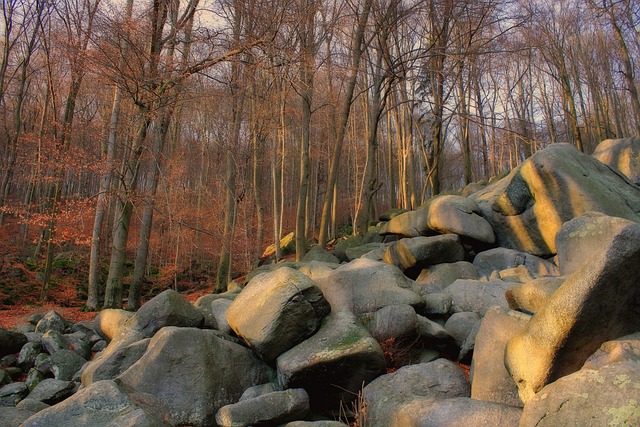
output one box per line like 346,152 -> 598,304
27,379 -> 74,405
227,267 -> 330,361
194,291 -> 239,328
277,309 -> 386,413
415,261 -> 479,293
383,235 -> 465,277
473,247 -> 559,278
345,243 -> 386,261
117,327 -> 274,426
592,137 -> 640,185
470,307 -> 529,408
505,222 -> 640,402
333,236 -> 364,262
94,309 -> 134,342
497,265 -> 535,283
81,338 -> 150,386
583,333 -> 640,370
505,276 -> 565,314
20,380 -> 171,427
314,258 -> 423,314
471,143 -> 640,256
519,361 -> 640,427
133,289 -> 204,337
391,397 -> 522,427
15,398 -> 49,412
425,195 -> 495,243
555,212 -> 636,275
302,246 -> 340,264
444,279 -> 512,316
35,311 -> 68,334
368,305 -> 417,342
0,329 -> 27,357
215,388 -> 310,427
363,359 -> 470,427
422,292 -> 452,315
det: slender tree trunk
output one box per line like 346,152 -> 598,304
318,0 -> 372,246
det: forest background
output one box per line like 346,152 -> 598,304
0,0 -> 638,312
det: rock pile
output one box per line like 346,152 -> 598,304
1,139 -> 639,426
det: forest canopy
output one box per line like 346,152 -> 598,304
0,0 -> 638,309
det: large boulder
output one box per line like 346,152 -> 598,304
443,279 -> 512,316
470,307 -> 528,407
470,143 -> 640,256
592,137 -> 640,185
20,380 -> 171,427
81,338 -> 150,386
388,397 -> 522,427
519,360 -> 640,427
193,291 -> 239,328
368,305 -> 417,342
116,327 -> 274,426
314,258 -> 423,314
227,267 -> 331,361
380,195 -> 495,244
362,359 -> 470,427
383,235 -> 465,277
505,222 -> 640,402
94,309 -> 134,342
48,349 -> 86,381
302,246 -> 340,264
555,212 -> 636,275
276,309 -> 386,413
35,311 -> 68,334
215,388 -> 310,427
0,330 -> 27,357
505,276 -> 565,314
132,289 -> 204,337
26,378 -> 74,405
415,261 -> 479,294
472,247 -> 559,278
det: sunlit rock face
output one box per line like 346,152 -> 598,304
592,137 -> 640,185
504,222 -> 640,403
471,143 -> 640,256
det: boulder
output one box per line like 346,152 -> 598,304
363,359 -> 470,427
497,265 -> 535,283
133,289 -> 204,337
27,379 -> 74,405
592,137 -> 640,185
470,307 -> 529,408
0,407 -> 34,427
444,312 -> 480,348
25,369 -> 44,392
444,279 -> 512,316
49,349 -> 86,381
20,380 -> 171,427
519,361 -> 640,427
505,276 -> 565,314
383,235 -> 465,277
81,338 -> 150,386
302,246 -> 340,264
470,143 -> 640,256
422,292 -> 452,315
555,212 -> 636,275
227,267 -> 331,361
368,305 -> 417,342
505,222 -> 640,402
277,309 -> 386,413
345,243 -> 386,261
15,398 -> 49,412
210,298 -> 233,335
94,309 -> 134,341
117,327 -> 274,426
193,291 -> 239,328
583,333 -> 640,370
314,258 -> 423,314
282,422 -> 348,427
0,382 -> 28,406
40,331 -> 72,355
333,236 -> 364,262
415,261 -> 479,293
17,342 -> 43,371
0,330 -> 27,357
415,315 -> 456,352
390,397 -> 522,427
215,388 -> 310,427
424,195 -> 495,243
35,311 -> 68,334
63,332 -> 92,359
473,247 -> 559,278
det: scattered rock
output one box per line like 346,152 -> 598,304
0,406 -> 35,427
215,388 -> 310,427
368,305 -> 417,342
383,235 -> 465,277
473,247 -> 559,278
35,311 -> 68,334
210,298 -> 233,335
17,342 -> 43,371
81,338 -> 150,386
505,276 -> 565,314
227,267 -> 331,361
444,312 -> 480,348
303,246 -> 340,264
444,279 -> 512,316
133,289 -> 204,337
27,378 -> 75,405
49,349 -> 86,381
0,382 -> 28,406
0,330 -> 28,357
415,261 -> 479,293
